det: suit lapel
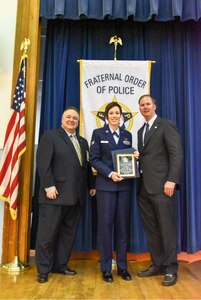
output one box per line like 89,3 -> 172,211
57,127 -> 82,164
77,135 -> 86,159
143,117 -> 160,147
57,127 -> 72,146
138,127 -> 144,151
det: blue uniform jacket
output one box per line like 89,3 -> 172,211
89,125 -> 133,192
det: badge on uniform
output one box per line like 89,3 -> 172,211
123,139 -> 131,145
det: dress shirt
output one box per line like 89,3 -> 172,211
108,127 -> 120,178
109,126 -> 120,144
143,114 -> 157,145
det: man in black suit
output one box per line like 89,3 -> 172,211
35,107 -> 95,283
134,95 -> 183,286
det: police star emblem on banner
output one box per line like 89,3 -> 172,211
92,96 -> 138,131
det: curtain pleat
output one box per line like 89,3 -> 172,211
40,0 -> 201,21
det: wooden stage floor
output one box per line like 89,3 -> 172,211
1,251 -> 201,299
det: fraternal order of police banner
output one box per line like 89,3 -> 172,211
79,60 -> 152,148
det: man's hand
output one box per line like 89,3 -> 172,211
133,150 -> 140,160
164,181 -> 176,197
46,187 -> 59,199
89,189 -> 96,196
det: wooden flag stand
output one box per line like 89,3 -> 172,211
2,256 -> 30,273
2,205 -> 30,272
1,39 -> 31,273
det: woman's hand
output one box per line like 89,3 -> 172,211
111,172 -> 124,182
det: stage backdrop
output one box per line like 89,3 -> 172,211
80,60 -> 152,148
31,13 -> 201,253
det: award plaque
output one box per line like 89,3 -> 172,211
111,148 -> 139,178
116,153 -> 136,178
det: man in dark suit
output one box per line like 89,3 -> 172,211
134,94 -> 183,286
35,107 -> 95,283
90,102 -> 133,282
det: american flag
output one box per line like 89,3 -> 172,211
0,55 -> 27,220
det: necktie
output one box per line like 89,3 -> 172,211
144,123 -> 150,144
113,131 -> 119,144
113,131 -> 119,137
70,135 -> 82,165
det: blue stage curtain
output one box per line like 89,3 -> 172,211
40,0 -> 201,21
38,18 -> 201,253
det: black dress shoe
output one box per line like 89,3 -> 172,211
103,271 -> 113,282
60,267 -> 77,275
117,269 -> 132,281
137,265 -> 162,277
162,274 -> 177,286
37,273 -> 48,283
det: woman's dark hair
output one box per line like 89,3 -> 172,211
105,102 -> 122,119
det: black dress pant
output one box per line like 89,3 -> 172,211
138,179 -> 178,274
35,204 -> 82,274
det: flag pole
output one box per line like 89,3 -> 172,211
1,39 -> 30,273
109,35 -> 123,60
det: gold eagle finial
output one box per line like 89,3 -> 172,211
20,38 -> 30,54
109,35 -> 123,60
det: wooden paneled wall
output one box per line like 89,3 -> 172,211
2,0 -> 40,263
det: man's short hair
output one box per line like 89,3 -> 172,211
63,106 -> 80,115
138,94 -> 157,105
